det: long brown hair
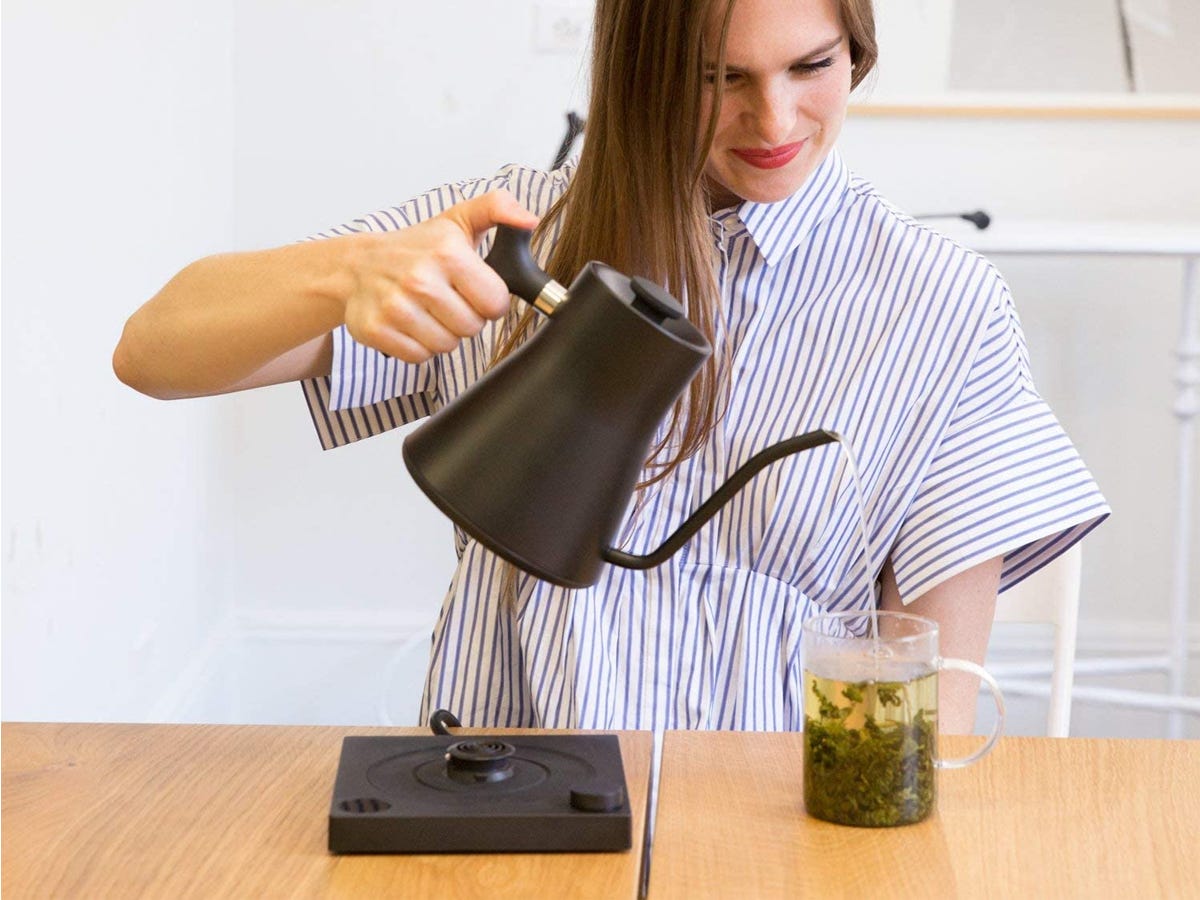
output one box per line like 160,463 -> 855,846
493,0 -> 877,596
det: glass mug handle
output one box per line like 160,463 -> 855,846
934,657 -> 1007,770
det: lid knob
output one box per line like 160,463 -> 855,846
630,276 -> 683,322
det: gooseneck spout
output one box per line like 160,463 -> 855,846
601,429 -> 842,570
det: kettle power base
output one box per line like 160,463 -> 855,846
328,734 -> 632,853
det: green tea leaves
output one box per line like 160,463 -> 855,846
803,675 -> 937,827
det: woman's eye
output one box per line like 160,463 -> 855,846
792,57 -> 834,74
703,55 -> 834,86
703,71 -> 743,86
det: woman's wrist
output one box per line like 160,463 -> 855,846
276,236 -> 359,331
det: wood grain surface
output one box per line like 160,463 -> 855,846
648,731 -> 1200,899
2,723 -> 651,899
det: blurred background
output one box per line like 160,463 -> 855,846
3,0 -> 1198,737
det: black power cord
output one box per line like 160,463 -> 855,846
915,209 -> 992,230
429,708 -> 462,735
551,111 -> 586,170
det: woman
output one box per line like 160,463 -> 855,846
114,0 -> 1108,733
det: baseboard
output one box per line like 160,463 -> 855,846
150,610 -> 239,722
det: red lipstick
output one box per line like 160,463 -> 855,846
731,141 -> 804,170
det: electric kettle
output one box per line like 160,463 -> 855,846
402,225 -> 838,588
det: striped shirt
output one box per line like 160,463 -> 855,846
301,149 -> 1109,731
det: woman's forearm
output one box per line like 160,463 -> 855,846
113,238 -> 352,399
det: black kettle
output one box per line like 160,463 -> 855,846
402,225 -> 839,588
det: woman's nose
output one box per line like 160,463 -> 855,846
748,94 -> 796,145
749,82 -> 797,144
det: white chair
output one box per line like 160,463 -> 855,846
989,543 -> 1082,737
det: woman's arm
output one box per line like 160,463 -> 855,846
113,241 -> 348,398
879,554 -> 1002,734
112,190 -> 539,399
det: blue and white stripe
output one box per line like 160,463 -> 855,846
301,150 -> 1109,731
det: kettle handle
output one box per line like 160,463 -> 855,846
601,429 -> 842,570
483,224 -> 566,316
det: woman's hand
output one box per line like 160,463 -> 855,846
341,190 -> 540,363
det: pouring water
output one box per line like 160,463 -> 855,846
827,432 -> 881,654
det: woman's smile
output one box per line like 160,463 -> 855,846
731,140 -> 807,170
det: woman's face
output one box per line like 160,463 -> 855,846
701,0 -> 852,209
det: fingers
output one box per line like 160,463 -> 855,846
396,190 -> 539,329
345,288 -> 463,364
442,190 -> 540,319
414,267 -> 507,348
408,238 -> 512,325
448,253 -> 512,320
448,189 -> 541,244
343,190 -> 540,362
346,254 -> 497,363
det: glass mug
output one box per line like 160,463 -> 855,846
801,610 -> 1006,827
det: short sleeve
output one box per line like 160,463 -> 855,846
300,315 -> 443,450
301,373 -> 439,451
890,283 -> 1110,601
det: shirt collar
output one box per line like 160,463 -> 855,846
714,149 -> 850,268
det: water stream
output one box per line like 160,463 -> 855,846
828,432 -> 882,657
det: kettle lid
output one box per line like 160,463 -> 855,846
629,277 -> 683,322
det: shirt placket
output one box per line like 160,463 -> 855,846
668,216 -> 732,729
689,217 -> 736,571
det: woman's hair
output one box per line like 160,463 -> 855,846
492,0 -> 876,596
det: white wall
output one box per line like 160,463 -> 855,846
2,0 -> 236,720
3,1 -> 1197,731
2,0 -> 591,726
233,0 -> 590,248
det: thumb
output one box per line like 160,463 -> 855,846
449,189 -> 541,244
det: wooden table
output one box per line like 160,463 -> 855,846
8,724 -> 1199,899
1,723 -> 651,899
649,731 -> 1200,899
